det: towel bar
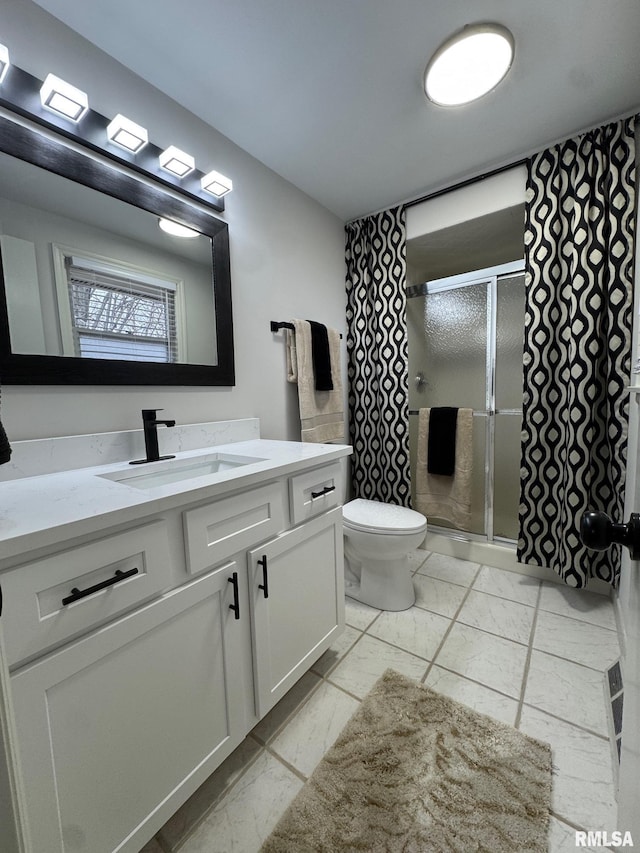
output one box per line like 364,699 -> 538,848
271,320 -> 342,339
409,409 -> 484,417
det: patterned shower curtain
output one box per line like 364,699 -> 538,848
518,117 -> 636,588
345,206 -> 411,506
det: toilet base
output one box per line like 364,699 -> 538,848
344,554 -> 415,611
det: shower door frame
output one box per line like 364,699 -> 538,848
410,259 -> 525,545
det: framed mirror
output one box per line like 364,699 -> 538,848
0,115 -> 234,385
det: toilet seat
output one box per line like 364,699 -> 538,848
343,499 -> 426,535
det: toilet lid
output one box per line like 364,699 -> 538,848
343,499 -> 427,535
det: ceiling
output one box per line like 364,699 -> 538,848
407,206 -> 525,284
33,0 -> 640,222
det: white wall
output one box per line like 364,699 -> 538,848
0,0 -> 346,443
406,166 -> 527,241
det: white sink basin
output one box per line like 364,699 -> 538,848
99,453 -> 265,490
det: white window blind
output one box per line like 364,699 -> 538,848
65,257 -> 178,362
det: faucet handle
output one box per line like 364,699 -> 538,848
142,408 -> 162,420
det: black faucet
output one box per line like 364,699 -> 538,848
130,409 -> 176,465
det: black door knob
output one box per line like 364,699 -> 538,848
580,511 -> 640,560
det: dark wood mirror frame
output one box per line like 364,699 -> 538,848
0,116 -> 234,386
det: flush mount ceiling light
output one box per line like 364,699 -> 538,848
159,145 -> 195,178
158,218 -> 201,238
40,73 -> 88,121
106,113 -> 148,153
200,169 -> 233,198
425,23 -> 514,107
0,44 -> 10,85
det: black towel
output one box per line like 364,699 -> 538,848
0,386 -> 11,465
427,407 -> 458,476
307,321 -> 333,391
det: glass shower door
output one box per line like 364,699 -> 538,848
408,278 -> 489,535
408,262 -> 525,542
494,273 -> 525,540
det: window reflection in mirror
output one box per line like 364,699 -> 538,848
0,151 -> 217,366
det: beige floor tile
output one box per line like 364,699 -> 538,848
157,737 -> 262,849
251,670 -> 321,745
457,588 -> 534,644
434,621 -> 528,698
412,573 -> 468,618
548,817 -> 609,852
538,582 -> 617,631
520,705 -> 617,833
344,596 -> 380,630
424,665 -> 519,726
268,680 -> 360,777
328,634 -> 428,698
368,606 -> 451,660
310,624 -> 361,677
417,552 -> 480,586
178,751 -> 303,853
524,651 -> 608,736
472,564 -> 540,606
533,610 -> 620,671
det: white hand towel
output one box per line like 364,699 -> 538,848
415,407 -> 473,530
291,319 -> 345,443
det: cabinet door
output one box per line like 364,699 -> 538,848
249,507 -> 344,716
10,564 -> 247,853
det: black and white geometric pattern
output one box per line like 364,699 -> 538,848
345,206 -> 411,506
518,117 -> 636,588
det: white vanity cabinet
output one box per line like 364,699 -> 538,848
10,565 -> 247,853
249,508 -> 343,715
0,448 -> 348,853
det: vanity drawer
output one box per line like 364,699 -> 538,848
289,462 -> 342,526
183,481 -> 286,575
1,520 -> 171,667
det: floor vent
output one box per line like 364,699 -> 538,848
606,660 -> 623,769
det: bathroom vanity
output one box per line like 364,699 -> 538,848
0,423 -> 350,852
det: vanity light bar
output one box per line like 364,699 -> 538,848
201,169 -> 233,197
159,145 -> 195,178
0,44 -> 10,85
40,73 -> 88,122
106,114 -> 148,153
0,50 -> 232,207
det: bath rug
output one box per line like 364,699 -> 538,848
261,669 -> 552,852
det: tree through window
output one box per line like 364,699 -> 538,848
65,256 -> 178,362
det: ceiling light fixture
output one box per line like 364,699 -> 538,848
106,113 -> 148,153
159,145 -> 195,178
425,23 -> 514,107
158,218 -> 201,239
200,170 -> 233,198
40,73 -> 88,121
0,44 -> 10,85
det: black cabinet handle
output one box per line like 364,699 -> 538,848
228,572 -> 240,620
61,567 -> 139,606
258,555 -> 269,598
311,485 -> 336,499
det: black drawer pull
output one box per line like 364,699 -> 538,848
62,567 -> 139,606
228,572 -> 240,620
311,485 -> 336,499
257,555 -> 269,599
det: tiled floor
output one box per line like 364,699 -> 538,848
142,551 -> 620,853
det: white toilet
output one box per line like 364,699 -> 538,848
342,498 -> 427,611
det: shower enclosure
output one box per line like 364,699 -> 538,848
407,260 -> 525,545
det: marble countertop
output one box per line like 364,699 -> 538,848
0,439 -> 352,562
